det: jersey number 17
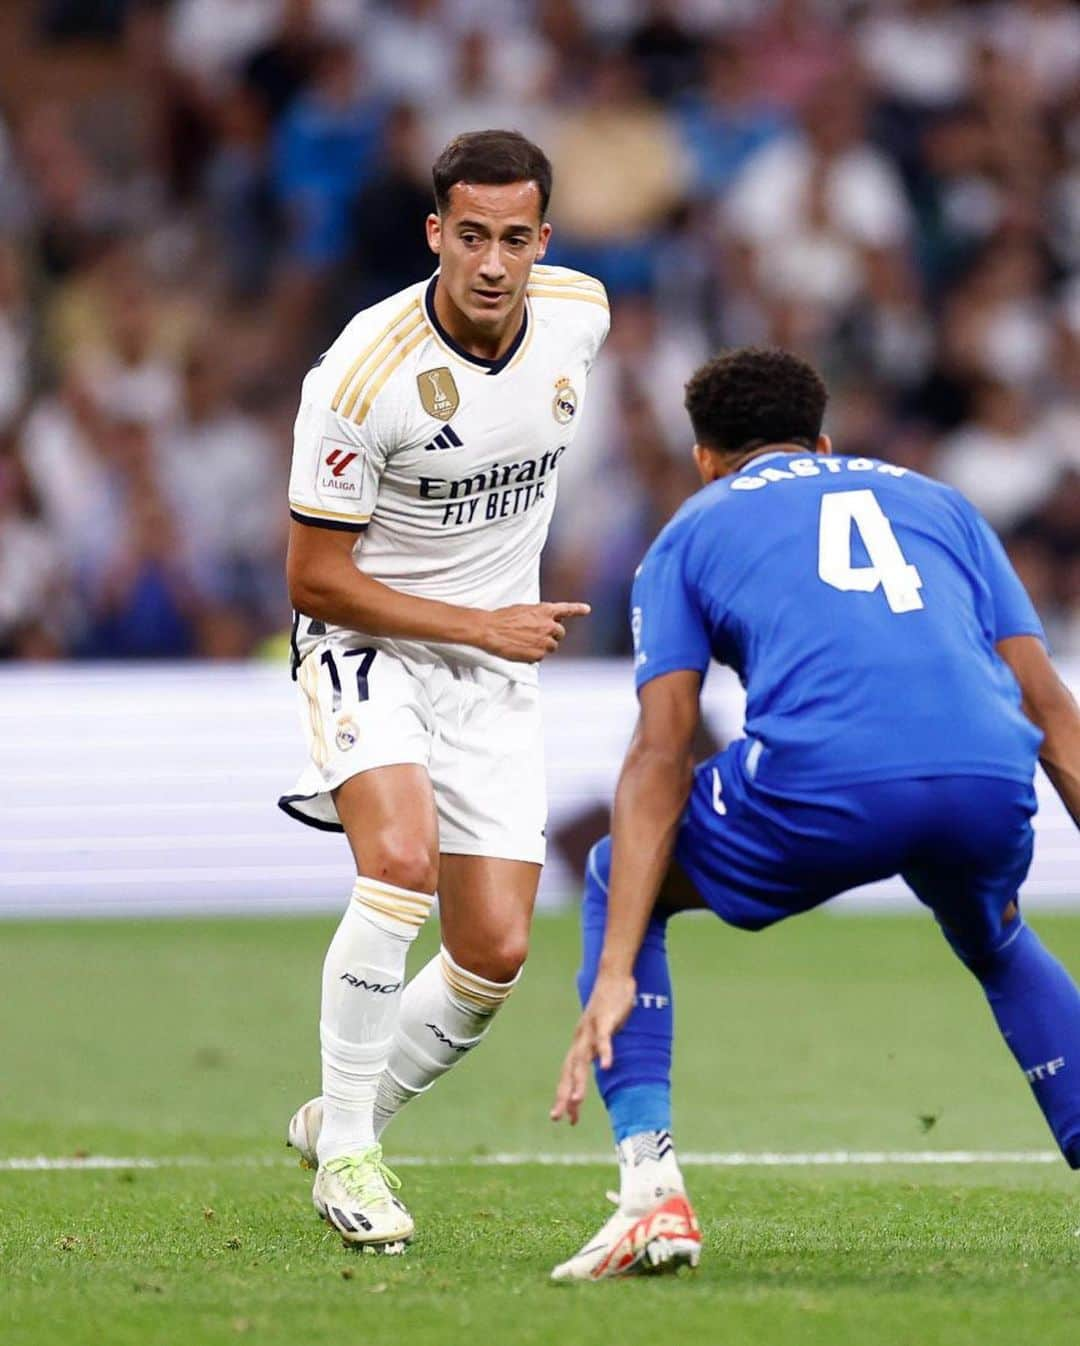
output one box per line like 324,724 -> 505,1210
817,489 -> 924,614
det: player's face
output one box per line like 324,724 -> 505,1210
427,181 -> 551,335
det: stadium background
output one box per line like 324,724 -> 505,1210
0,0 -> 1078,913
2,7 -> 1080,1343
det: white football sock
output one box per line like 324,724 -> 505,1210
373,945 -> 521,1137
616,1131 -> 685,1213
317,875 -> 433,1165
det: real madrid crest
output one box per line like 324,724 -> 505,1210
552,376 -> 578,425
418,367 -> 460,421
335,716 -> 359,752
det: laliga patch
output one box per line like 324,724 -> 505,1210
335,715 -> 359,752
317,436 -> 364,500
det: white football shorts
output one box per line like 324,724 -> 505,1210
278,636 -> 547,865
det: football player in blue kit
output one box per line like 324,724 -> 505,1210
549,347 -> 1080,1282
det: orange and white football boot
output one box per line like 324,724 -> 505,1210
550,1189 -> 701,1282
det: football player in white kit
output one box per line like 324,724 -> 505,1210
279,131 -> 609,1248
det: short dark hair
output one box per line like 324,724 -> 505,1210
432,130 -> 553,219
684,348 -> 828,455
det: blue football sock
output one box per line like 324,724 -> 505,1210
956,920 -> 1080,1166
577,837 -> 674,1143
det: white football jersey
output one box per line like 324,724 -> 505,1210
288,265 -> 610,681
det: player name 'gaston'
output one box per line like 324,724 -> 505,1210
732,456 -> 909,491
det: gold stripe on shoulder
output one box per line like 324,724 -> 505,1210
526,286 -> 610,309
289,501 -> 372,523
338,306 -> 424,416
352,327 -> 428,425
530,267 -> 605,293
332,299 -> 422,412
340,310 -> 426,418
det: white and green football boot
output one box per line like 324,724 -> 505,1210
311,1145 -> 413,1251
286,1096 -> 323,1169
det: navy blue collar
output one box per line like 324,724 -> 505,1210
424,275 -> 528,375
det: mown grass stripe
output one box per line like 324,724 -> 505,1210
0,1150 -> 1060,1172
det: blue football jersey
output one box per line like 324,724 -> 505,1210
630,452 -> 1044,789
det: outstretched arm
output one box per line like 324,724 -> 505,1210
594,670 -> 703,978
287,519 -> 589,664
998,635 -> 1080,829
551,669 -> 701,1123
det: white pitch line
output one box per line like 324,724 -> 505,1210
0,1156 -> 231,1172
0,1151 -> 1061,1173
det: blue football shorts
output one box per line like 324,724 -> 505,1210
673,740 -> 1037,960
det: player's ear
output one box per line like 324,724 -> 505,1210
426,213 -> 442,255
536,221 -> 552,260
692,443 -> 717,485
817,433 -> 832,455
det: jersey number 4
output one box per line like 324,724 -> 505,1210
817,489 -> 924,614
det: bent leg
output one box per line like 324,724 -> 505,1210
373,854 -> 538,1135
905,777 -> 1080,1167
946,912 -> 1080,1167
577,837 -> 685,1206
317,766 -> 438,1164
336,764 -> 440,890
580,837 -> 677,1138
437,853 -> 539,983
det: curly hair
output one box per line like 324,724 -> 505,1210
684,348 -> 828,455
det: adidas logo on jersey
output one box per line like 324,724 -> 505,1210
423,425 -> 463,452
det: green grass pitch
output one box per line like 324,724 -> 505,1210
2,911 -> 1078,1345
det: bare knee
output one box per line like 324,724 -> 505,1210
451,931 -> 530,985
361,834 -> 438,895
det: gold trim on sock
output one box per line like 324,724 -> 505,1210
352,877 -> 434,931
439,949 -> 519,1011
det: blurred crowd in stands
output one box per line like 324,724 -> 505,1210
0,0 -> 1077,660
